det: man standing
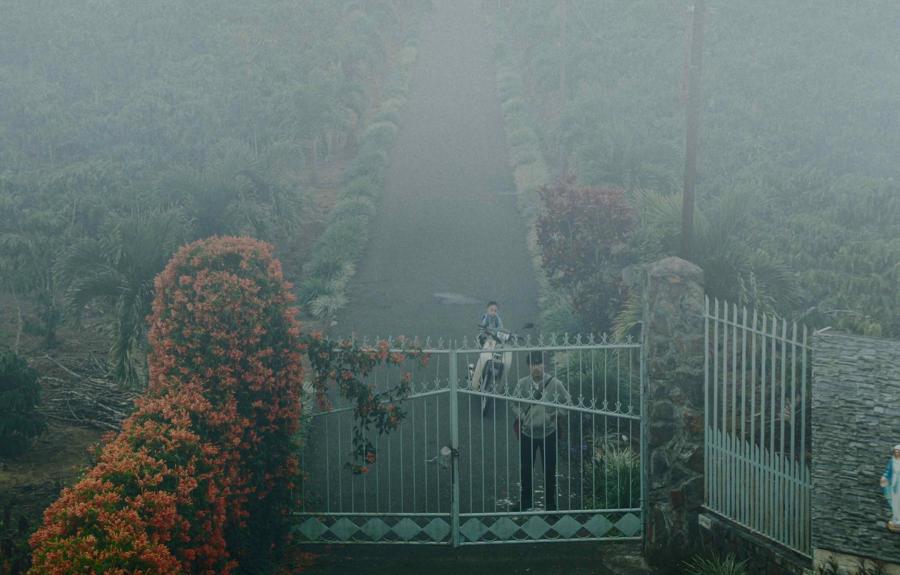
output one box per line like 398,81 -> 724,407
513,351 -> 571,511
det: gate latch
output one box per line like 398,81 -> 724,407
439,446 -> 458,468
426,446 -> 458,469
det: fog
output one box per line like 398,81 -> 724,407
0,0 -> 898,570
1,0 -> 897,348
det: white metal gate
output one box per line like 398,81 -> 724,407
704,297 -> 812,557
294,334 -> 644,546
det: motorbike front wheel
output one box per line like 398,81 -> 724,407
480,369 -> 498,418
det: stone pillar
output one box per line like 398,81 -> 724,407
632,257 -> 706,550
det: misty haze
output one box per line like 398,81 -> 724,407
0,1 -> 897,574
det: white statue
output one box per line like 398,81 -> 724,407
880,445 -> 900,532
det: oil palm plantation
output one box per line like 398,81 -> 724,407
154,147 -> 305,245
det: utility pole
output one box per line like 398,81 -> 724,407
680,0 -> 706,259
557,0 -> 569,178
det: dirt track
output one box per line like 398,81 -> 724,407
336,0 -> 539,341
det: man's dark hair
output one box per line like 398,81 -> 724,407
525,351 -> 543,366
487,300 -> 499,308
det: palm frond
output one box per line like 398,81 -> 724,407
59,208 -> 188,385
682,553 -> 748,575
612,289 -> 643,342
63,268 -> 124,322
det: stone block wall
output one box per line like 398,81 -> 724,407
812,331 -> 900,565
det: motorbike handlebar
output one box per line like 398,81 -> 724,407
477,326 -> 522,344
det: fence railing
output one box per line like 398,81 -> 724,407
704,297 -> 811,557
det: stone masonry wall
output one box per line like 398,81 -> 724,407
635,257 -> 706,549
812,331 -> 900,565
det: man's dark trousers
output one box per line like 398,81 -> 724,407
520,432 -> 557,511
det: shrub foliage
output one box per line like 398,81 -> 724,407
536,180 -> 636,333
0,350 -> 46,458
29,236 -> 427,573
29,237 -> 304,574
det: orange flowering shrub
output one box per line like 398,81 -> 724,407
30,237 -> 304,574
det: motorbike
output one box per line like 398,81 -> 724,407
466,326 -> 520,418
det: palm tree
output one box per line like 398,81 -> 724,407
59,209 -> 190,386
635,188 -> 797,307
613,189 -> 799,338
0,209 -> 66,351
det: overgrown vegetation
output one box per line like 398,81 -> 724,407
0,350 -> 45,458
1,499 -> 34,575
489,0 -> 899,337
536,181 -> 636,334
681,553 -> 748,575
583,443 -> 640,512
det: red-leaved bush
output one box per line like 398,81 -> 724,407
536,179 -> 636,333
29,237 -> 304,574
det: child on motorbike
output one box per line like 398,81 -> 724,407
479,301 -> 503,331
478,301 -> 503,346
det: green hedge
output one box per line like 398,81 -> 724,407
488,21 -> 576,333
301,35 -> 424,319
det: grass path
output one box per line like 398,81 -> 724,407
335,0 -> 540,341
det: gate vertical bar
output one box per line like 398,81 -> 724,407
800,326 -> 809,553
712,299 -> 719,511
779,317 -> 787,544
750,309 -> 757,532
789,321 -> 798,549
739,306 -> 748,528
769,315 -> 777,536
703,297 -> 709,514
449,350 -> 460,547
730,303 -> 738,520
640,323 -> 648,543
759,313 -> 767,532
720,299 -> 728,514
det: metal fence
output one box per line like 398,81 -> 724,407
704,297 -> 811,557
294,334 -> 644,546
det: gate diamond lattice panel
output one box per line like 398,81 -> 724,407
294,516 -> 452,544
458,512 -> 641,544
